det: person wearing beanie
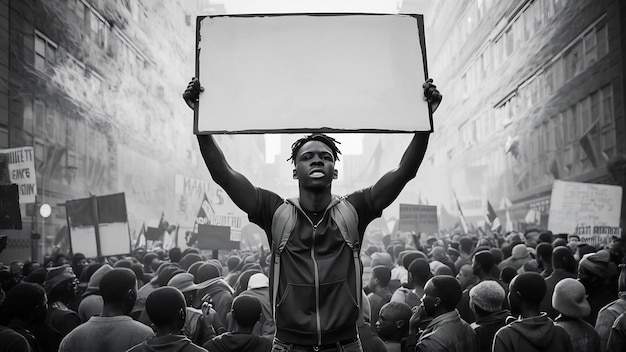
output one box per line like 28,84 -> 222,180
78,264 -> 113,322
403,276 -> 478,352
203,296 -> 272,352
59,268 -> 154,352
538,246 -> 577,319
375,302 -> 412,352
552,278 -> 600,352
498,244 -> 532,271
578,250 -> 616,326
371,252 -> 394,269
596,264 -> 626,352
43,265 -> 81,337
493,272 -> 572,352
455,237 -> 475,272
469,280 -> 510,352
391,258 -> 431,308
429,246 -> 457,275
234,273 -> 274,338
195,263 -> 234,328
367,265 -> 393,324
127,287 -> 207,352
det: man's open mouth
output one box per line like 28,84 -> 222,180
309,170 -> 325,178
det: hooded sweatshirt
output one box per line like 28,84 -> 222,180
493,313 -> 573,352
127,334 -> 207,352
203,332 -> 272,352
471,309 -> 510,352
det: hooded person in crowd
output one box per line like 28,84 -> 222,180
578,250 -> 616,326
43,265 -> 80,336
127,287 -> 208,352
195,262 -> 233,326
59,268 -> 154,352
403,276 -> 478,352
539,246 -> 577,319
469,280 -> 510,352
78,264 -> 112,322
552,278 -> 600,352
235,273 -> 275,338
375,302 -> 412,352
492,272 -> 572,352
203,296 -> 272,352
596,264 -> 626,352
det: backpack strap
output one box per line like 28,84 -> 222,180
330,197 -> 362,308
270,199 -> 297,319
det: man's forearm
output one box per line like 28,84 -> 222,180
196,134 -> 231,185
396,131 -> 430,182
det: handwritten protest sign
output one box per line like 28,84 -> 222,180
0,147 -> 37,204
548,180 -> 622,244
399,204 -> 439,233
195,13 -> 431,134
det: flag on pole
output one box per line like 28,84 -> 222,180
453,191 -> 469,234
486,201 -> 501,232
134,222 -> 146,249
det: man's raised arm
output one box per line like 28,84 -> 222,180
184,78 -> 258,214
370,79 -> 441,212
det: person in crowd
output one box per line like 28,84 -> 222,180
535,243 -> 553,278
578,250 -> 616,326
469,280 -> 509,352
596,264 -> 626,352
455,237 -> 475,272
539,246 -> 577,319
203,296 -> 272,352
169,247 -> 183,264
78,264 -> 112,322
607,312 -> 626,352
184,76 -> 441,351
127,286 -> 208,352
1,282 -> 48,352
552,278 -> 600,352
69,254 -> 87,281
499,267 -> 517,286
132,265 -> 184,319
458,250 -> 504,323
357,291 -> 387,352
492,272 -> 572,352
196,262 -> 233,326
375,302 -> 412,352
391,258 -> 431,309
429,246 -> 456,275
0,323 -> 31,352
223,256 -> 242,287
43,265 -> 80,336
367,265 -> 394,324
59,268 -> 154,352
235,273 -> 275,338
498,244 -> 532,271
403,276 -> 478,352
457,264 -> 478,291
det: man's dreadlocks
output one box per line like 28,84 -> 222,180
288,134 -> 342,164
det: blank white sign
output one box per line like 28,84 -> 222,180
195,14 -> 431,134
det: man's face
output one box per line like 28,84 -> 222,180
293,141 -> 337,191
508,277 -> 521,316
420,281 -> 439,317
375,306 -> 398,340
457,265 -> 474,289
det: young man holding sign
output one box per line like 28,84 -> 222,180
184,78 -> 441,352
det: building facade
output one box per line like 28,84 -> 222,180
413,0 -> 625,232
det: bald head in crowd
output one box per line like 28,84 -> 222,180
100,268 -> 138,315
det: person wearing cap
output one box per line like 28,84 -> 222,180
78,264 -> 113,322
127,287 -> 208,352
492,272 -> 572,352
429,246 -> 456,275
203,296 -> 272,352
59,268 -> 154,352
498,244 -> 532,271
552,278 -> 600,352
43,265 -> 80,336
163,272 -> 221,346
469,281 -> 509,352
367,265 -> 393,324
403,276 -> 478,352
375,301 -> 411,352
132,265 -> 184,320
195,263 -> 233,327
539,246 -> 577,319
578,250 -> 617,326
235,273 -> 274,338
596,264 -> 626,352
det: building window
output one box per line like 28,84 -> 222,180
597,24 -> 608,58
34,32 -> 57,72
583,28 -> 597,66
34,100 -> 45,136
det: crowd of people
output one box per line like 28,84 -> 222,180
0,228 -> 625,352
